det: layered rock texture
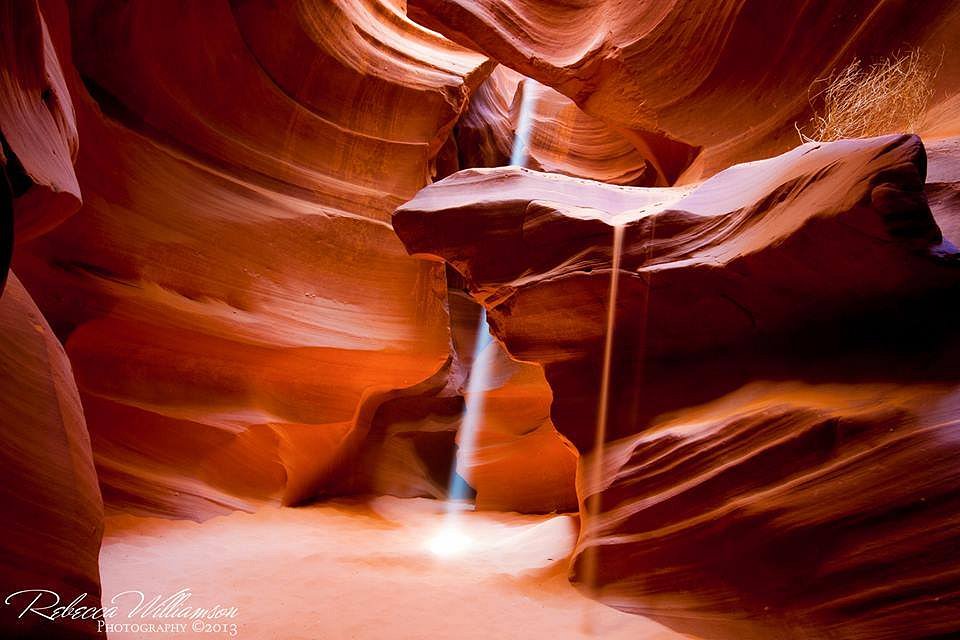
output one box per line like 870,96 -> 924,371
4,0 -> 584,528
0,0 -> 80,244
454,66 -> 655,184
0,275 -> 104,639
12,0 -> 493,519
410,0 -> 960,180
3,1 -> 960,639
395,133 -> 960,638
1,2 -> 103,637
345,283 -> 577,512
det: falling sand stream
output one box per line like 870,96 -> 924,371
579,222 -> 625,634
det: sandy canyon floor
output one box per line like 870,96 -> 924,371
99,498 -> 687,639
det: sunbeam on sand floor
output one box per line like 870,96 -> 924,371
98,497 -> 686,639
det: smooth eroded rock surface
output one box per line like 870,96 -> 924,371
455,66 -> 656,184
0,0 -> 80,243
0,274 -> 104,639
14,0 -> 489,518
409,0 -> 960,180
394,133 -> 960,638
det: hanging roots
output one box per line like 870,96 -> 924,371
799,50 -> 939,143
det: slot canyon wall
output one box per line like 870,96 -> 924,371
409,0 -> 960,180
394,133 -> 960,639
2,1 -> 960,639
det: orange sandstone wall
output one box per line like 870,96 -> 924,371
14,0 -> 490,519
410,0 -> 960,181
394,134 -> 960,638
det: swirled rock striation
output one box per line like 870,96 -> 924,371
394,133 -> 960,638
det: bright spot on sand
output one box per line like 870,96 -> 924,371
426,524 -> 474,558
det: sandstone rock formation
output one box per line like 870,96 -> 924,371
396,134 -> 953,399
410,0 -> 960,181
927,137 -> 960,239
14,0 -> 494,519
462,336 -> 577,513
0,274 -> 104,639
455,66 -> 655,184
394,133 -> 960,638
574,378 -> 960,640
1,3 -> 103,637
3,1 -> 960,637
0,0 -> 80,244
3,0 -> 583,525
351,285 -> 578,513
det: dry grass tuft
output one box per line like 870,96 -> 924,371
800,50 -> 939,142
